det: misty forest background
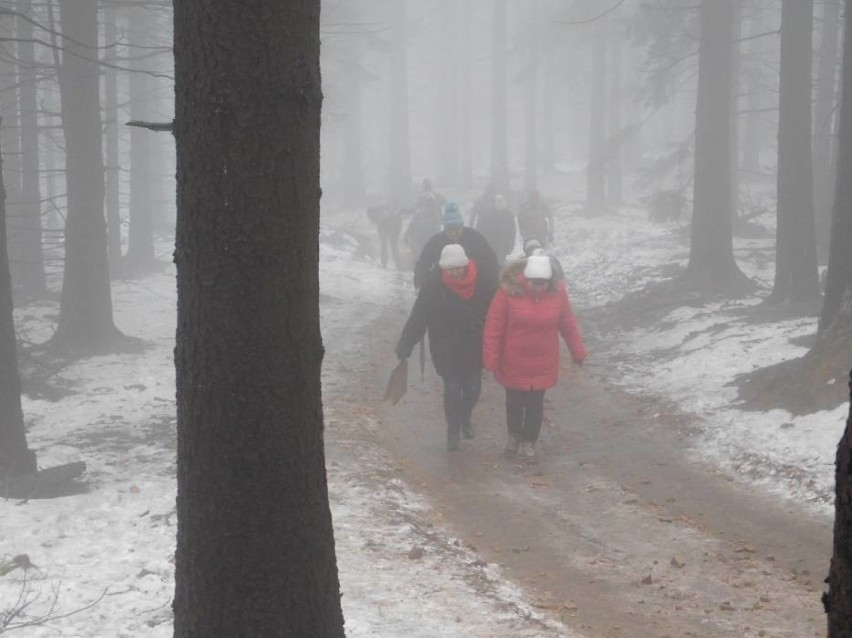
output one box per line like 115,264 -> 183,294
2,0 -> 852,634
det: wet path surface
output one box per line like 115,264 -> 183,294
354,303 -> 829,637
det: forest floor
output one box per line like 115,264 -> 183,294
321,190 -> 841,636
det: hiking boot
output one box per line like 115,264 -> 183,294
519,441 -> 536,460
461,421 -> 475,439
447,430 -> 461,452
504,435 -> 520,458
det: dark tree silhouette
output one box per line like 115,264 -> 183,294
172,1 -> 345,635
769,0 -> 819,305
14,0 -> 46,295
0,129 -> 36,480
684,0 -> 748,292
819,0 -> 852,339
54,0 -> 122,351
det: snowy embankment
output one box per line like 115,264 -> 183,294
0,234 -> 579,637
551,206 -> 845,512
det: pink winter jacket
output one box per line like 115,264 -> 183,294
483,262 -> 586,391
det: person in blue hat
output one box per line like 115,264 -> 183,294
413,200 -> 500,294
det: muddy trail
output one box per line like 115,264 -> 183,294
344,300 -> 830,638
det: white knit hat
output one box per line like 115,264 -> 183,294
439,244 -> 469,269
524,254 -> 552,280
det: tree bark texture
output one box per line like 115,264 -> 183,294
172,1 -> 345,636
14,0 -> 46,295
490,0 -> 510,192
55,0 -> 120,351
0,126 -> 36,479
827,370 -> 852,636
770,0 -> 819,304
686,0 -> 744,288
820,0 -> 852,336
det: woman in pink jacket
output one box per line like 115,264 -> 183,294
483,254 -> 586,460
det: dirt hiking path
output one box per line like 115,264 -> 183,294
354,302 -> 829,638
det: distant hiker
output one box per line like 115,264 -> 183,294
414,200 -> 500,294
417,177 -> 446,210
522,237 -> 564,282
395,244 -> 494,451
474,194 -> 517,268
517,189 -> 554,246
483,254 -> 586,461
404,191 -> 442,268
367,205 -> 403,269
468,182 -> 497,227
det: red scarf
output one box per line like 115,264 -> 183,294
442,259 -> 478,299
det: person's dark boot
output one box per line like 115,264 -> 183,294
461,421 -> 475,439
447,427 -> 461,451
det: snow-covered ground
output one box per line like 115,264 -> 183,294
0,188 -> 845,634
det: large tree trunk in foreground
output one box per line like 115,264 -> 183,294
172,1 -> 345,636
826,371 -> 852,636
0,128 -> 36,480
55,0 -> 122,351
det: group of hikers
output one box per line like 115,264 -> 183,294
367,178 -> 556,272
388,181 -> 586,458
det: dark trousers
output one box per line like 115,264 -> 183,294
505,388 -> 546,442
442,367 -> 482,435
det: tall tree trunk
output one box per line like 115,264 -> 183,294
740,4 -> 764,177
819,0 -> 852,336
814,0 -> 842,264
388,0 -> 413,204
54,0 -> 121,351
172,1 -> 345,635
104,6 -> 123,278
607,18 -> 623,207
0,126 -> 36,480
770,0 -> 819,304
730,4 -> 742,224
438,0 -> 460,186
490,0 -> 510,192
523,1 -> 539,193
540,5 -> 556,176
827,371 -> 852,636
586,24 -> 607,213
125,7 -> 157,274
685,0 -> 745,290
15,0 -> 46,295
0,20 -> 22,290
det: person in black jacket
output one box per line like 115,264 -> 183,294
413,200 -> 500,293
396,244 -> 495,451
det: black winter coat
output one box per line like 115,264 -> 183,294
396,268 -> 494,378
413,227 -> 500,292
